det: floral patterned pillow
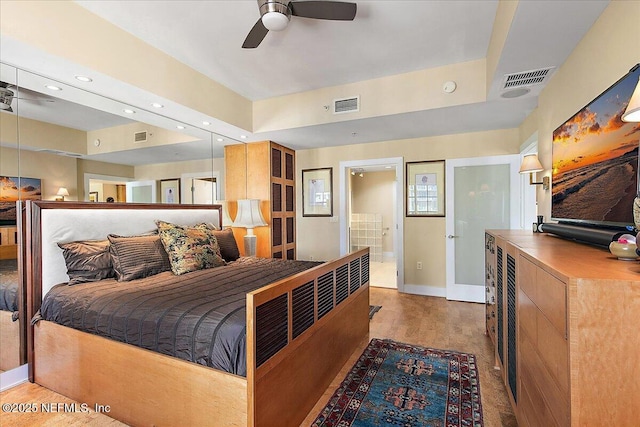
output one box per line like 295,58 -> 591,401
155,220 -> 226,275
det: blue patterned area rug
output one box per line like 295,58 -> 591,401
311,338 -> 483,427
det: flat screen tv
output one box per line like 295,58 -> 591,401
552,64 -> 640,230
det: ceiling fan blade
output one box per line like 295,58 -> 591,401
290,1 -> 357,20
242,18 -> 269,49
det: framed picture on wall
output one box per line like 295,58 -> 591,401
302,168 -> 333,217
160,178 -> 180,204
406,160 -> 445,217
0,176 -> 42,225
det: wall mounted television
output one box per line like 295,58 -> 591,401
552,64 -> 640,231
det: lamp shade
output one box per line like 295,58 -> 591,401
622,76 -> 640,122
56,187 -> 69,197
519,154 -> 544,174
216,200 -> 235,228
232,199 -> 267,229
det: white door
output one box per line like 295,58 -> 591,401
126,180 -> 157,203
192,178 -> 216,204
445,155 -> 521,302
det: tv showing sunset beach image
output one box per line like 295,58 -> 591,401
552,65 -> 640,228
0,176 -> 42,225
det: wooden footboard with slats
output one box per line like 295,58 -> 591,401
28,201 -> 370,427
248,249 -> 369,426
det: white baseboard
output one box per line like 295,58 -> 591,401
402,284 -> 446,298
0,364 -> 28,391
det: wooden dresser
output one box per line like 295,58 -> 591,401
485,230 -> 640,427
0,225 -> 18,259
225,141 -> 296,259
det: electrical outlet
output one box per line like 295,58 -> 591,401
309,255 -> 314,261
417,261 -> 423,270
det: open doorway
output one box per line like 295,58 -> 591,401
84,173 -> 130,202
339,157 -> 404,292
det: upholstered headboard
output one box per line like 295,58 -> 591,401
28,202 -> 222,299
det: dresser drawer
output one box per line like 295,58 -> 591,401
536,268 -> 566,337
520,336 -> 569,427
518,255 -> 566,337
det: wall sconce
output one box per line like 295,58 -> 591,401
622,75 -> 640,122
232,199 -> 267,256
56,187 -> 69,201
519,154 -> 549,190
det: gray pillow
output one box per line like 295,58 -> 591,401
108,233 -> 171,281
57,240 -> 115,285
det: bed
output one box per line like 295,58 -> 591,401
27,201 -> 370,426
0,258 -> 21,371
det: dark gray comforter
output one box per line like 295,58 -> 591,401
0,259 -> 19,314
39,257 -> 320,376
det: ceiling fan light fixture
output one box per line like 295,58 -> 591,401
261,11 -> 290,31
0,87 -> 14,110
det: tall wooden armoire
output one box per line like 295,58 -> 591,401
224,141 -> 296,259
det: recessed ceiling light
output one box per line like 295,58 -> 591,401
240,135 -> 247,139
202,121 -> 211,126
45,85 -> 62,91
74,75 -> 92,82
177,125 -> 185,130
151,103 -> 164,108
385,166 -> 392,169
123,109 -> 135,114
216,138 -> 224,142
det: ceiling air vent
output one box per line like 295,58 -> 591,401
134,130 -> 148,143
502,67 -> 555,89
333,96 -> 359,114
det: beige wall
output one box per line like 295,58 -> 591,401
87,123 -> 200,155
527,1 -> 640,220
0,146 -> 78,201
134,157 -> 225,202
0,112 -> 86,154
297,128 -> 520,290
254,60 -> 486,133
76,159 -> 135,201
351,170 -> 395,254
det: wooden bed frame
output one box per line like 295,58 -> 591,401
27,201 -> 370,426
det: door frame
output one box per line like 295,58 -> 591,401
339,157 -> 404,292
180,171 -> 221,204
125,180 -> 157,203
84,173 -> 132,202
445,154 -> 522,302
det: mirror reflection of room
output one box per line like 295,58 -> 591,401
0,63 -> 235,386
0,65 -> 23,375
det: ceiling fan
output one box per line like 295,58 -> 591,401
0,82 -> 55,113
0,82 -> 15,112
243,0 -> 357,49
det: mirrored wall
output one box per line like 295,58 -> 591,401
0,62 -> 243,381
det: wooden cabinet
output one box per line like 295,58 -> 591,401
0,226 -> 18,259
225,141 -> 296,259
485,230 -> 640,426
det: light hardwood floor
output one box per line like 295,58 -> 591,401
0,287 -> 516,426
